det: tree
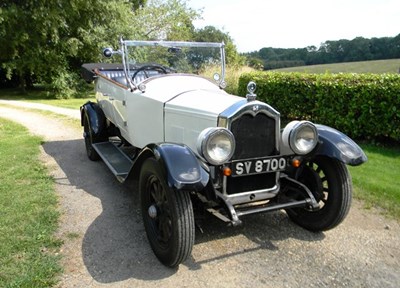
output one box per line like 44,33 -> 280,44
131,0 -> 200,41
0,0 -> 146,96
193,26 -> 244,66
244,34 -> 400,68
391,34 -> 400,58
247,57 -> 264,70
258,47 -> 278,62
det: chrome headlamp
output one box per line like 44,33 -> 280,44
197,128 -> 235,165
282,121 -> 318,155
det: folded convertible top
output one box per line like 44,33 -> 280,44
81,63 -> 125,83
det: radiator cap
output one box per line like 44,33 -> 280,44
246,81 -> 257,102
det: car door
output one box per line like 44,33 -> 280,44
96,78 -> 115,122
110,84 -> 129,136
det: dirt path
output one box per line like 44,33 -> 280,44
1,103 -> 399,288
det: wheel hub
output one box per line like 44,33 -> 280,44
148,204 -> 158,219
297,165 -> 323,202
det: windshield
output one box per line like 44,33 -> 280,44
120,40 -> 226,88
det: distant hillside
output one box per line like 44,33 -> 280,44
245,35 -> 400,70
273,59 -> 400,74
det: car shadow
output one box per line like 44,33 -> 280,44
42,139 -> 325,283
184,206 -> 325,270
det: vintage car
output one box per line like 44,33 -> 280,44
80,39 -> 367,267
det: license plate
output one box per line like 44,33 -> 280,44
230,156 -> 287,177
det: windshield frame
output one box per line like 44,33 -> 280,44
119,39 -> 226,90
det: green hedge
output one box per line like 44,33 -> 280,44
238,72 -> 400,142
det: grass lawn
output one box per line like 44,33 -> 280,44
349,144 -> 400,219
28,98 -> 95,109
0,119 -> 62,287
0,87 -> 95,110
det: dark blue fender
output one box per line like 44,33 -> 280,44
315,124 -> 367,166
80,101 -> 106,136
129,143 -> 210,191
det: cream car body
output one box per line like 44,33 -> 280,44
80,39 -> 367,268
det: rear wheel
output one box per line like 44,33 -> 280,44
139,157 -> 195,267
286,156 -> 352,231
83,113 -> 104,161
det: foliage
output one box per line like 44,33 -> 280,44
193,26 -> 245,66
131,0 -> 199,41
202,65 -> 255,95
0,0 -> 146,97
245,34 -> 400,70
239,72 -> 400,143
247,57 -> 264,70
0,0 -> 248,98
0,118 -> 62,287
129,22 -> 245,69
132,4 -> 244,67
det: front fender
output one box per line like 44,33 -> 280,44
80,101 -> 106,136
315,124 -> 367,166
129,143 -> 210,191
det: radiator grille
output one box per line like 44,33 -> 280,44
227,112 -> 278,195
230,113 -> 276,160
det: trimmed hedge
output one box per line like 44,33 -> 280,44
238,72 -> 400,142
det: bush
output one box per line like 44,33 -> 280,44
45,69 -> 93,99
202,65 -> 255,95
239,72 -> 400,142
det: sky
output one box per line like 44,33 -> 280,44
187,0 -> 400,52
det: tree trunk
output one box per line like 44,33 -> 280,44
17,70 -> 26,93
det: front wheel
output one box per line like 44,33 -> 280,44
139,157 -> 195,267
286,156 -> 352,231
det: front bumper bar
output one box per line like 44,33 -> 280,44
208,174 -> 320,226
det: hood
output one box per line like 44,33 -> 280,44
164,89 -> 244,154
165,89 -> 243,118
141,74 -> 227,104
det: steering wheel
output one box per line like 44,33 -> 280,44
131,64 -> 168,83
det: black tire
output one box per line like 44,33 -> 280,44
286,156 -> 352,231
139,157 -> 195,267
83,113 -> 102,161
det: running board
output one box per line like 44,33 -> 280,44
92,142 -> 133,182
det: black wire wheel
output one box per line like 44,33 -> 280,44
139,157 -> 195,267
286,156 -> 352,232
83,112 -> 102,161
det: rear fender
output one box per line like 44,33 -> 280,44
315,124 -> 367,166
128,143 -> 210,191
80,101 -> 106,136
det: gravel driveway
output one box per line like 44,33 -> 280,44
0,102 -> 399,288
